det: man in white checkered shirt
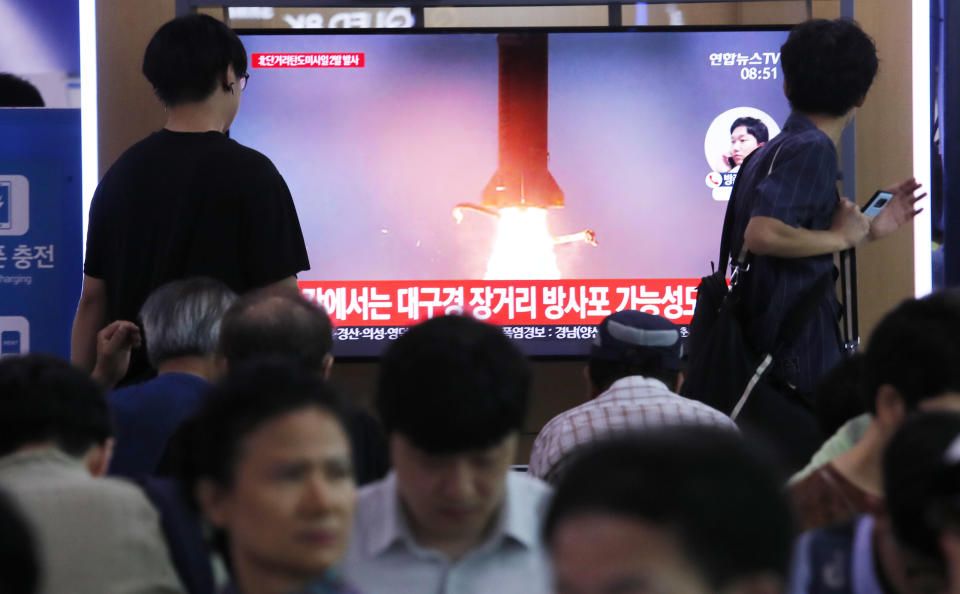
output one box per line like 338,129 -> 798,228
529,310 -> 737,483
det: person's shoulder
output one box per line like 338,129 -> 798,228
108,377 -> 153,402
538,396 -> 600,437
110,373 -> 208,409
72,473 -> 156,507
772,126 -> 836,162
220,137 -> 282,173
11,466 -> 158,519
508,472 -> 554,517
356,473 -> 395,513
670,391 -> 737,424
95,131 -> 167,181
510,470 -> 553,496
789,463 -> 828,497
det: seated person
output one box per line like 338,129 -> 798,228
341,315 -> 552,594
545,427 -> 794,594
177,358 -> 358,594
789,411 -> 960,594
0,489 -> 39,594
215,292 -> 389,485
529,310 -> 735,483
102,277 -> 236,477
0,354 -> 183,594
791,291 -> 960,531
790,354 -> 870,485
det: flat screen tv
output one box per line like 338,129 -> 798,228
233,26 -> 791,357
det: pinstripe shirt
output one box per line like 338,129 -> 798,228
528,376 -> 737,481
728,112 -> 845,397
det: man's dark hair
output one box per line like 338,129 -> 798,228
377,315 -> 531,454
588,353 -> 679,393
0,354 -> 111,457
0,490 -> 38,594
813,353 -> 867,436
177,357 -> 347,498
0,73 -> 44,107
883,412 -> 960,562
218,293 -> 333,371
142,14 -> 247,107
862,290 -> 960,414
139,277 -> 237,368
544,428 -> 794,591
780,18 -> 878,117
730,116 -> 769,144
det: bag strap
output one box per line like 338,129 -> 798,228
730,270 -> 833,420
839,247 -> 859,353
717,153 -> 754,279
718,144 -> 785,280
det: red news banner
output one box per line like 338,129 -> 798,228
298,279 -> 701,327
251,53 -> 365,68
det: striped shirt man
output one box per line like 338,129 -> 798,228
529,375 -> 736,481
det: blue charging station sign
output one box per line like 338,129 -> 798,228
0,109 -> 81,359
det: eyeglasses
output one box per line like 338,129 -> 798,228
238,73 -> 250,92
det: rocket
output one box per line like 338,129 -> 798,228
453,32 -> 596,248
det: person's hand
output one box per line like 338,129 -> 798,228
868,177 -> 926,240
830,198 -> 871,249
716,150 -> 734,173
90,321 -> 141,390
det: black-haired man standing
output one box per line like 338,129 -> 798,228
72,14 -> 309,384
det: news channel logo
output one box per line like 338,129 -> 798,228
0,175 -> 30,236
0,317 -> 30,357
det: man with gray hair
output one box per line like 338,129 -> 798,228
103,277 -> 236,477
529,310 -> 736,483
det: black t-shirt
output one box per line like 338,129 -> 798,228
85,130 -> 310,380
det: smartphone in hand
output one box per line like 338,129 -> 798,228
861,190 -> 894,219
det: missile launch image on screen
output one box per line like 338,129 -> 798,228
452,34 -> 596,280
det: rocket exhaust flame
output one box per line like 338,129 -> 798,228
484,207 -> 560,280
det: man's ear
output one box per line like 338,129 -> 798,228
321,354 -> 334,380
220,66 -> 233,93
84,438 -> 114,477
854,94 -> 867,108
583,365 -> 599,398
196,479 -> 231,528
875,384 -> 907,429
214,353 -> 229,380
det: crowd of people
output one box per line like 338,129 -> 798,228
0,12 -> 951,594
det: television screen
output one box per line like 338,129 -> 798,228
233,27 -> 791,356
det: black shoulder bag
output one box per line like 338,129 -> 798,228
681,147 -> 833,421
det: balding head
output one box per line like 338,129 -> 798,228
217,293 -> 334,375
